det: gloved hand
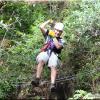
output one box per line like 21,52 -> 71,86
49,30 -> 55,37
49,19 -> 53,24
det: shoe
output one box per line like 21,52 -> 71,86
31,78 -> 40,87
50,83 -> 56,92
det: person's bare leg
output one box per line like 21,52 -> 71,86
51,67 -> 57,84
36,60 -> 45,78
31,60 -> 45,86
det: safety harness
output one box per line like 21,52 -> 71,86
40,30 -> 63,57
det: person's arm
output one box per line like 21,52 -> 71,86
39,20 -> 51,35
53,38 -> 63,49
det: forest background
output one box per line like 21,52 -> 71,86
0,0 -> 100,99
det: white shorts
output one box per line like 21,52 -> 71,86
36,51 -> 61,68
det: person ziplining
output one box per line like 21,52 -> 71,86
31,19 -> 65,92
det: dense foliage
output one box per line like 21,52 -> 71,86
0,0 -> 100,99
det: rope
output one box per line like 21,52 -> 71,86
49,2 -> 58,20
14,75 -> 75,87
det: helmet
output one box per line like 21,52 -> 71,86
54,22 -> 64,31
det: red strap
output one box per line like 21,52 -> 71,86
40,42 -> 50,52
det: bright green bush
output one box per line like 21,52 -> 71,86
0,0 -> 100,99
69,90 -> 97,100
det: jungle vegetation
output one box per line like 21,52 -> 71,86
0,0 -> 100,99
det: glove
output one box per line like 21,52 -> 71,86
49,19 -> 53,24
49,30 -> 55,37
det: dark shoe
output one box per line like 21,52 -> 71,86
50,83 -> 56,92
31,78 -> 40,87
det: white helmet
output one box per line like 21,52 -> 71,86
54,22 -> 64,31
